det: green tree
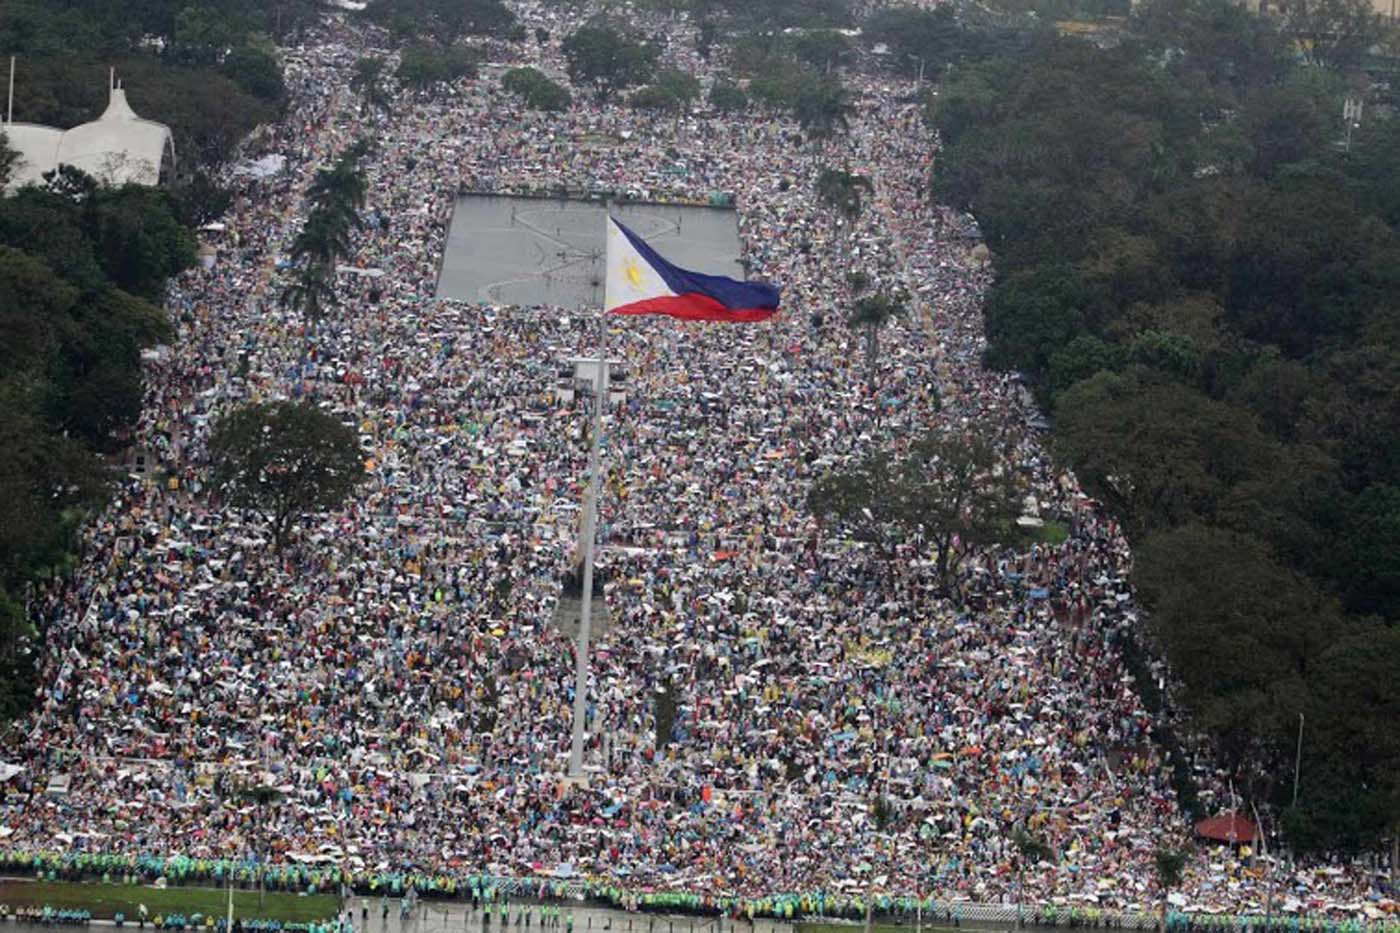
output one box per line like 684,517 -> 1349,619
788,29 -> 852,72
746,57 -> 815,109
221,45 -> 285,103
364,0 -> 517,39
307,138 -> 371,226
1012,829 -> 1053,926
711,0 -> 853,28
1276,0 -> 1385,70
816,166 -> 873,237
501,67 -> 571,111
170,5 -> 239,66
793,77 -> 853,144
1054,371 -> 1278,536
171,169 -> 234,228
983,264 -> 1088,380
630,68 -> 700,113
279,260 -> 339,322
1153,846 -> 1191,932
1225,177 -> 1400,356
88,185 -> 198,300
562,24 -> 659,99
1047,334 -> 1123,397
1338,118 -> 1400,228
808,427 -> 1024,587
0,130 -> 20,189
1333,484 -> 1400,618
847,290 -> 904,380
927,64 -> 1003,146
1292,627 -> 1400,852
862,5 -> 961,78
46,286 -> 171,452
397,42 -> 481,93
350,56 -> 391,112
1237,82 -> 1333,178
708,82 -> 748,112
0,187 -> 104,290
1132,0 -> 1286,90
289,211 -> 353,268
1135,524 -> 1334,766
208,400 -> 365,553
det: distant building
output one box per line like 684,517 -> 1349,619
3,76 -> 175,193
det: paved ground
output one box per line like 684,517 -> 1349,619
435,196 -> 743,305
343,898 -> 794,933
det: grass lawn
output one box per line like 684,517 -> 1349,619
0,880 -> 338,922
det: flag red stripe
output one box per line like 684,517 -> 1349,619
608,293 -> 777,322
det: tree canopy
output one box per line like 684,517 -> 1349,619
502,67 -> 572,112
0,168 -> 188,719
562,23 -> 660,99
808,427 -> 1025,587
208,401 -> 366,553
930,0 -> 1400,849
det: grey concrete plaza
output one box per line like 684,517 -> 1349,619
434,196 -> 745,308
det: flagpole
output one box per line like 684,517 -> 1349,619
567,353 -> 605,780
567,208 -> 612,781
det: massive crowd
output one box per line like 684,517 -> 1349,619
0,0 -> 1393,923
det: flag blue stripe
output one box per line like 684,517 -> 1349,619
613,218 -> 780,311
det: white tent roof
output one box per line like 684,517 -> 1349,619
2,123 -> 63,189
58,87 -> 171,185
3,85 -> 173,192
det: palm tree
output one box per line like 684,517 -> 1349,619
1011,828 -> 1053,927
350,57 -> 390,113
289,211 -> 353,267
1153,845 -> 1190,933
307,139 -> 372,226
816,167 -> 873,239
279,261 -> 338,321
794,78 -> 854,147
848,291 -> 907,382
239,784 -> 285,907
307,167 -> 365,229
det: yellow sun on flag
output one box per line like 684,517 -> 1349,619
625,260 -> 644,289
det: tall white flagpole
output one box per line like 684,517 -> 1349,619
567,354 -> 605,779
567,209 -> 613,780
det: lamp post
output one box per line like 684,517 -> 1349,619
566,356 -> 620,780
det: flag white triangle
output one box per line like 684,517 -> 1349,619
604,217 -> 676,311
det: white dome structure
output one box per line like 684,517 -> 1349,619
3,77 -> 175,192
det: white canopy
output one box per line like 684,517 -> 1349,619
3,84 -> 173,192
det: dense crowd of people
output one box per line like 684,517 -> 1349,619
0,0 -> 1393,925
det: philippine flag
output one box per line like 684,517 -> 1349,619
604,217 -> 780,322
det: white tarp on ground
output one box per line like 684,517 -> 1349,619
234,154 -> 287,179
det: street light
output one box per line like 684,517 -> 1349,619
563,356 -> 623,780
